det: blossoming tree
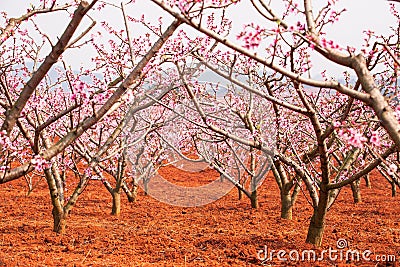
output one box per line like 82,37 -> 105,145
1,0 -> 399,248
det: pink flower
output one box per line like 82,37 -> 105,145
395,105 -> 400,120
70,93 -> 77,102
370,131 -> 381,146
340,128 -> 367,148
31,155 -> 50,172
388,163 -> 398,176
237,24 -> 265,50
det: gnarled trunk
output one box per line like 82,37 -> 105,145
44,168 -> 67,234
306,188 -> 329,246
238,187 -> 243,200
111,191 -> 121,216
280,192 -> 293,220
364,174 -> 371,188
52,208 -> 67,234
124,181 -> 138,203
250,189 -> 258,209
350,179 -> 362,203
391,180 -> 396,197
143,179 -> 149,196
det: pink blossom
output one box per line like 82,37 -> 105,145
370,131 -> 381,146
347,129 -> 367,148
237,24 -> 265,50
338,128 -> 367,148
388,163 -> 398,176
31,155 -> 51,172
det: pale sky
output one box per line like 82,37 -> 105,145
1,0 -> 398,77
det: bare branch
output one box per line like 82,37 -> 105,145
1,1 -> 93,134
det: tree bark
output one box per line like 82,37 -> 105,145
281,192 -> 293,220
350,179 -> 362,203
306,188 -> 329,246
111,191 -> 121,216
44,168 -> 67,233
364,174 -> 371,188
143,179 -> 149,196
52,208 -> 67,234
238,187 -> 243,200
123,181 -> 138,203
392,181 -> 396,197
250,189 -> 258,209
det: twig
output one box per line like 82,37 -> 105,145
81,249 -> 91,264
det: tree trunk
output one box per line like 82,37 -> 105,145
52,208 -> 67,234
350,179 -> 362,203
143,179 -> 149,196
238,187 -> 243,200
327,188 -> 340,210
280,192 -> 293,220
124,181 -> 138,203
44,168 -> 67,234
306,188 -> 329,246
364,174 -> 371,188
392,181 -> 396,197
250,189 -> 258,209
111,191 -> 121,216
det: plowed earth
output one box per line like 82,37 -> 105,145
0,167 -> 399,266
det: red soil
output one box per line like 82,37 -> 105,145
0,168 -> 398,266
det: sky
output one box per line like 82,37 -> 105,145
2,0 -> 395,43
0,0 -> 398,77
